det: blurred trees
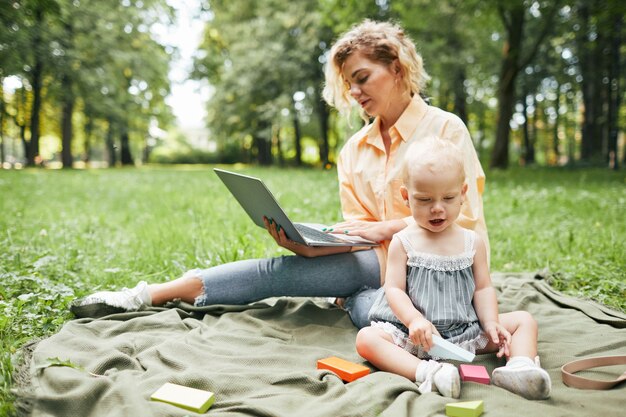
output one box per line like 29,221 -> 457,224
190,0 -> 624,169
191,0 -> 384,166
488,0 -> 561,169
1,0 -> 173,167
0,0 -> 624,169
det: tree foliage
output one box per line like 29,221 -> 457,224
1,0 -> 623,169
1,0 -> 174,167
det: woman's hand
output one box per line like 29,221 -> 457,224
483,320 -> 511,358
408,316 -> 438,352
262,216 -> 350,258
328,219 -> 407,243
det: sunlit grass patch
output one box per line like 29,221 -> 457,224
484,167 -> 626,311
0,165 -> 624,415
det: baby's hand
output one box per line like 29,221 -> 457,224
408,317 -> 437,352
484,321 -> 511,358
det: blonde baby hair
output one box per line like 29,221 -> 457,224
402,136 -> 466,186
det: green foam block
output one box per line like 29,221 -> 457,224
445,400 -> 484,417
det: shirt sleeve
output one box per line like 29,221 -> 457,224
337,145 -> 377,222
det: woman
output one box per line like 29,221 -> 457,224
72,20 -> 488,329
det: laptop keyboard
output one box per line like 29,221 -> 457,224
294,224 -> 346,244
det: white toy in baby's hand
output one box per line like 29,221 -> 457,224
428,335 -> 475,362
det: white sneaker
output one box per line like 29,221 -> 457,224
415,360 -> 461,398
71,281 -> 151,318
492,356 -> 551,400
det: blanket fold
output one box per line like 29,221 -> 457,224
18,273 -> 626,417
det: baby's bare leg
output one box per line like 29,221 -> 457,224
356,326 -> 461,398
356,326 -> 421,380
479,311 -> 550,400
477,311 -> 538,358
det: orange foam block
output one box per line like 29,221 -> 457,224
317,356 -> 370,382
459,364 -> 490,385
445,400 -> 484,417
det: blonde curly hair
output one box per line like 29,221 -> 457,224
323,20 -> 430,121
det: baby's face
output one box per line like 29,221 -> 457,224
402,166 -> 467,233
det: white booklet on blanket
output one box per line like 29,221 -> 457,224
429,335 -> 475,362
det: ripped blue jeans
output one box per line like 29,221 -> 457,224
183,249 -> 380,329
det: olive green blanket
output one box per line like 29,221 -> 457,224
19,273 -> 626,416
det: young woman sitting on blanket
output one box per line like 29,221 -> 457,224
71,19 -> 488,330
356,137 -> 552,400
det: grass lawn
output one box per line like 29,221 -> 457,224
1,165 -> 625,415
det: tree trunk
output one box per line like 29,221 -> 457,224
552,84 -> 561,164
106,119 -> 117,167
567,92 -> 577,165
577,1 -> 605,163
491,66 -> 518,169
83,116 -> 93,163
60,20 -> 75,169
292,101 -> 302,166
521,92 -> 534,165
607,14 -> 622,170
490,4 -> 524,169
531,96 -> 540,164
453,67 -> 468,125
253,135 -> 272,165
491,1 -> 559,169
251,120 -> 272,166
61,98 -> 74,168
120,127 -> 133,166
316,92 -> 330,166
20,124 -> 28,161
28,62 -> 44,166
274,124 -> 284,167
61,76 -> 74,168
477,108 -> 486,159
14,88 -> 28,163
27,6 -> 45,167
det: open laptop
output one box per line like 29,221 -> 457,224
214,168 -> 378,247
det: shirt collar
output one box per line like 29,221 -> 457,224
360,95 -> 428,147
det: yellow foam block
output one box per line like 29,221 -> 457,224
445,400 -> 484,417
150,382 -> 215,413
317,356 -> 370,382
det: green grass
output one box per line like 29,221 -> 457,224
1,165 -> 625,415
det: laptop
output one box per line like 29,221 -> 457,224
214,168 -> 379,247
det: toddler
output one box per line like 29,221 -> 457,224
356,136 -> 551,400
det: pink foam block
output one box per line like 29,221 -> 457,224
459,364 -> 490,385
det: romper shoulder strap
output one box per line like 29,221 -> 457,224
463,229 -> 476,253
394,229 -> 416,255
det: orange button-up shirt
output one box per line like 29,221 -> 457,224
337,95 -> 488,281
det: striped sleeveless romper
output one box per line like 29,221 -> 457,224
367,228 -> 488,359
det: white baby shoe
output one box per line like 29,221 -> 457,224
415,359 -> 461,398
492,356 -> 551,400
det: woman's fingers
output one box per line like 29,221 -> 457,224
263,216 -> 285,243
277,224 -> 290,244
262,216 -> 274,236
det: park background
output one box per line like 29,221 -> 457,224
1,1 -> 625,416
